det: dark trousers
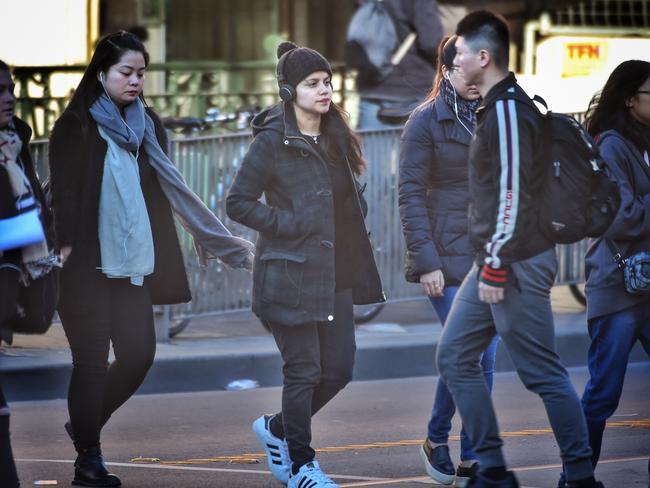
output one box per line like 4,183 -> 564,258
59,278 -> 156,450
437,250 -> 594,482
581,301 -> 650,467
268,289 -> 356,469
1,267 -> 20,487
0,383 -> 19,488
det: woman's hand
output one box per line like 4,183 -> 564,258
420,269 -> 445,297
242,252 -> 255,273
60,246 -> 72,264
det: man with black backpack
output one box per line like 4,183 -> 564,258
434,11 -> 605,488
347,0 -> 442,129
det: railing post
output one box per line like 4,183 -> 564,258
154,305 -> 171,343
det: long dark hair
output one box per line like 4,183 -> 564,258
64,31 -> 150,124
421,36 -> 454,106
319,103 -> 366,176
585,60 -> 650,151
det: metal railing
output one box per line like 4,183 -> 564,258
29,126 -> 590,322
13,62 -> 356,138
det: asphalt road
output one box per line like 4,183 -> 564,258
10,363 -> 649,488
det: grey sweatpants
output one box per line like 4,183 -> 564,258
436,249 -> 594,482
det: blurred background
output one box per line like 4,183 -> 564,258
1,0 -> 650,138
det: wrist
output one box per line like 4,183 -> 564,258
479,264 -> 508,288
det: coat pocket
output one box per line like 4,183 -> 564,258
260,251 -> 307,308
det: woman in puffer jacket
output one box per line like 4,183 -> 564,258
398,36 -> 500,488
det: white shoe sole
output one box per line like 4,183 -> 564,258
419,445 -> 455,485
252,416 -> 290,485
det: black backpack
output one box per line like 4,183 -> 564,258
345,0 -> 398,84
530,96 -> 620,244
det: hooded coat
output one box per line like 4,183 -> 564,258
226,103 -> 385,326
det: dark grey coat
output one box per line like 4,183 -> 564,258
585,130 -> 650,320
356,0 -> 442,102
398,96 -> 474,286
226,104 -> 385,326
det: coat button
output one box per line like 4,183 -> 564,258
317,190 -> 331,196
320,240 -> 334,248
327,315 -> 334,321
300,149 -> 309,157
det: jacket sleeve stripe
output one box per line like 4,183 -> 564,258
485,99 -> 520,269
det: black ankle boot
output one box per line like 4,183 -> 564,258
73,446 -> 121,487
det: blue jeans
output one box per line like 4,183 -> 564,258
428,286 -> 500,461
581,301 -> 650,467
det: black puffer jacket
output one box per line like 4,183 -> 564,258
399,96 -> 474,285
226,103 -> 385,326
356,0 -> 442,102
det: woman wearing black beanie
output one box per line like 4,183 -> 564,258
227,42 -> 384,488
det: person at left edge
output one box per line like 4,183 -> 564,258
1,58 -> 57,488
48,31 -> 255,488
227,41 -> 384,488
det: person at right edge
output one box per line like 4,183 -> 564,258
557,60 -> 650,488
435,11 -> 604,488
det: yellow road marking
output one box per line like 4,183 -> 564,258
136,419 -> 650,466
339,475 -> 432,487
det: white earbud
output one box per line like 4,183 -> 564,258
99,72 -> 105,83
446,68 -> 473,137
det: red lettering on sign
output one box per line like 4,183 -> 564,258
567,43 -> 600,60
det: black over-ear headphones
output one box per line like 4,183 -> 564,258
276,51 -> 295,102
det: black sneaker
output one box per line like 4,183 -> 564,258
419,440 -> 455,485
456,461 -> 480,488
466,471 -> 519,487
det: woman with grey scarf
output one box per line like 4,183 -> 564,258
48,32 -> 254,487
398,36 -> 500,487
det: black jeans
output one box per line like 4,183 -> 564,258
0,268 -> 19,486
268,289 -> 356,469
59,278 -> 156,450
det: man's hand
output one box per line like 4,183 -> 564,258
420,269 -> 445,297
478,281 -> 504,304
477,264 -> 507,304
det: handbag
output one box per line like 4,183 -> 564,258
0,195 -> 46,251
606,240 -> 650,295
3,266 -> 60,334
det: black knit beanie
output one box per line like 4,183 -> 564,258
276,41 -> 332,89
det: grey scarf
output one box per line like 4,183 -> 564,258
90,95 -> 254,270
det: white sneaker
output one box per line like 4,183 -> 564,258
252,415 -> 291,484
288,460 -> 339,488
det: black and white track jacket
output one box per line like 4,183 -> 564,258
468,72 -> 554,270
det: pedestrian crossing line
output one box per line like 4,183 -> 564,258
140,418 -> 650,466
337,456 -> 650,487
15,455 -> 648,486
15,458 -> 388,482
